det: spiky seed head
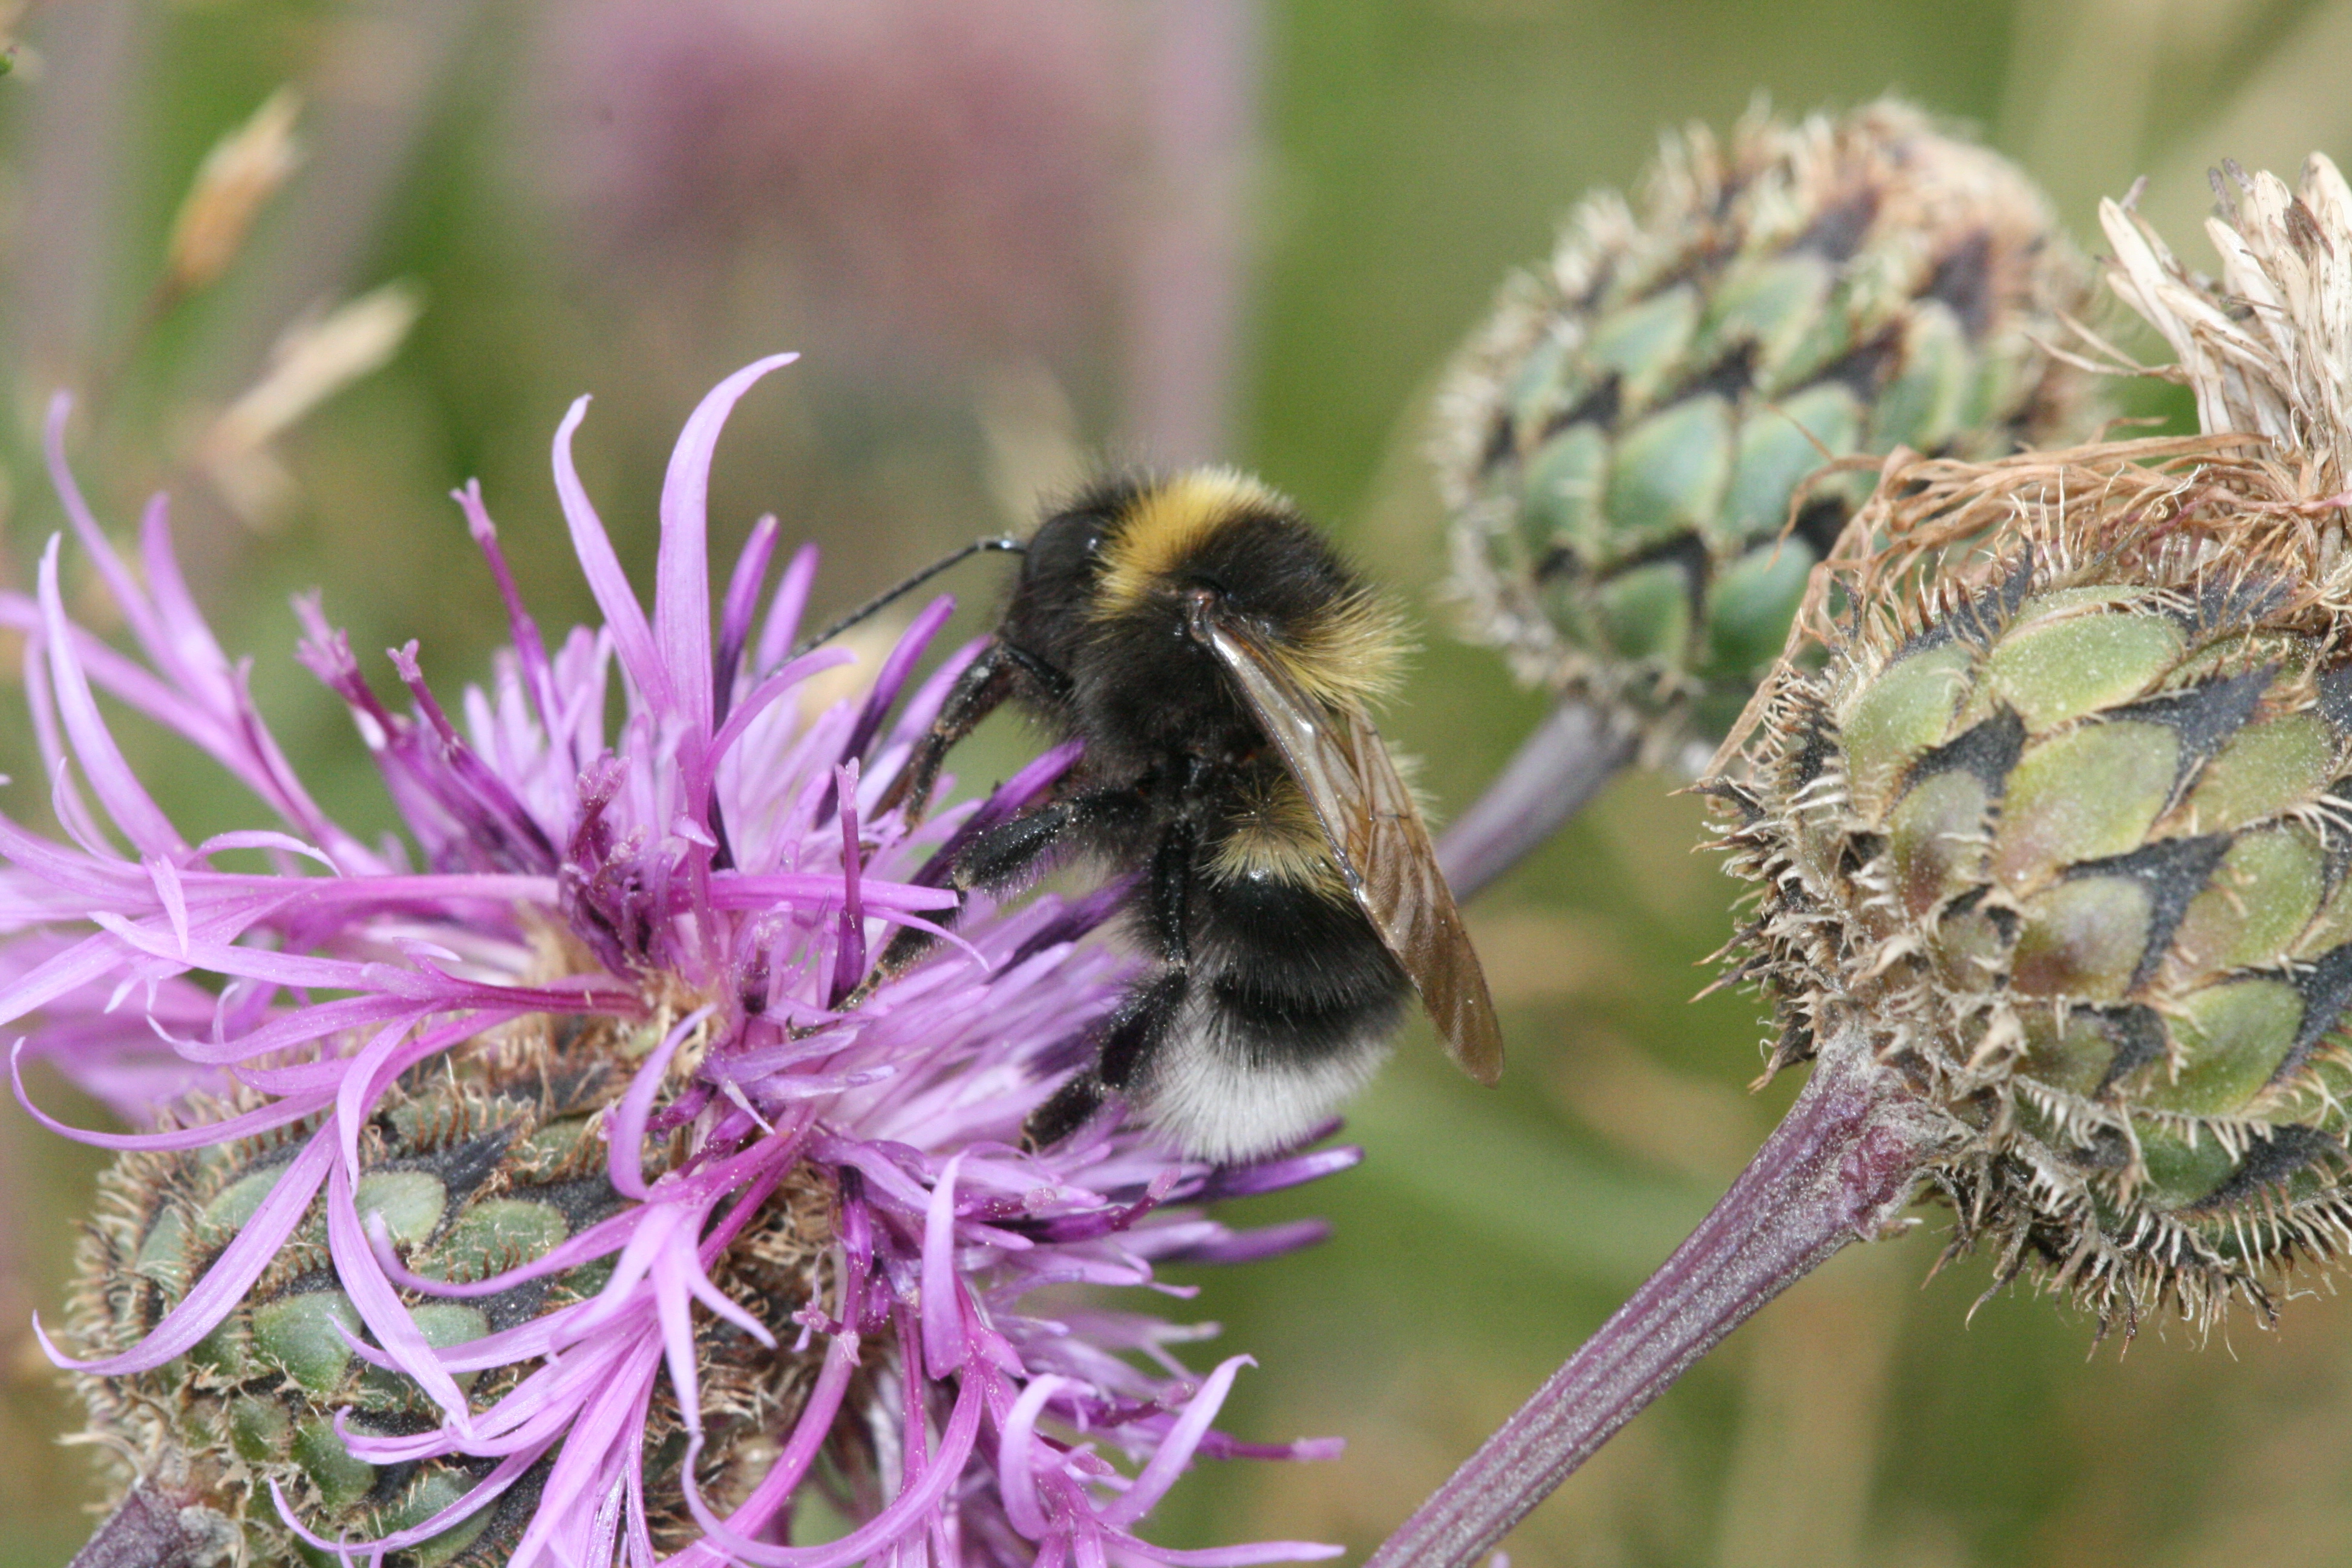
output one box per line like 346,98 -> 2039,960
1713,153 -> 2352,1334
1437,99 -> 2101,762
70,1015 -> 834,1565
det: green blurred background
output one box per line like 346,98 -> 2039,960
4,1 -> 2352,1564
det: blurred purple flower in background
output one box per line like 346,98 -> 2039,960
529,0 -> 1260,464
537,0 -> 1135,376
8,356 -> 1344,1566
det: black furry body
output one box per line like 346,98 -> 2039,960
887,472 -> 1413,1160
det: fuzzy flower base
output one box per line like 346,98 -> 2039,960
8,358 -> 1345,1567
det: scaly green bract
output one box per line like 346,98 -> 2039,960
1713,439 -> 2352,1333
1437,100 -> 2101,760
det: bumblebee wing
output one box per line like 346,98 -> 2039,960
1186,599 -> 1504,1086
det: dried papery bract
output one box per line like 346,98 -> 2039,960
1432,99 -> 2101,897
1374,154 -> 2352,1568
196,281 -> 424,528
69,82 -> 415,538
162,88 -> 304,302
2102,155 -> 2352,490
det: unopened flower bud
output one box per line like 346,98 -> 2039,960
1437,99 -> 2100,763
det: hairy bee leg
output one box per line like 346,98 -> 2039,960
1142,819 -> 1197,965
1096,823 -> 1197,1089
857,799 -> 1079,998
1024,1071 -> 1107,1150
874,642 -> 1018,823
1026,819 -> 1199,1150
1026,969 -> 1190,1151
857,783 -> 1140,999
1096,969 -> 1191,1089
998,641 -> 1074,702
878,640 -> 1076,823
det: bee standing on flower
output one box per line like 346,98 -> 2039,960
19,362 -> 1355,1568
869,468 -> 1504,1161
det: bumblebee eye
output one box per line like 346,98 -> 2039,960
1025,511 -> 1111,587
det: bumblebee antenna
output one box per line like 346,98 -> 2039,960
790,535 -> 1025,658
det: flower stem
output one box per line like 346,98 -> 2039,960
1436,697 -> 1638,902
1364,1027 -> 1949,1568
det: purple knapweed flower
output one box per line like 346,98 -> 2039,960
8,356 -> 1349,1566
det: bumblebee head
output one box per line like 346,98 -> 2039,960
1006,468 -> 1405,711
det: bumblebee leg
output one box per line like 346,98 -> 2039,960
861,778 -> 1144,999
1025,969 -> 1189,1149
860,797 -> 1079,994
1026,820 -> 1199,1150
1024,1071 -> 1106,1149
1140,818 -> 1196,964
1097,822 -> 1196,1086
1094,969 -> 1190,1089
998,641 -> 1074,703
874,642 -> 1018,823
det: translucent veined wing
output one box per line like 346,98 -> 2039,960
1185,597 -> 1504,1086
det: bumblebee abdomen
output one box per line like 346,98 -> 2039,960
1193,871 -> 1403,1014
1137,963 -> 1406,1160
1123,870 -> 1411,1158
1205,961 -> 1410,1066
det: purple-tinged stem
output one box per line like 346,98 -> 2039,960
1436,697 -> 1638,902
71,1479 -> 214,1568
1364,1028 -> 1951,1568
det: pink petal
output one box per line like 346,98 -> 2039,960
1000,1374 -> 1072,1540
660,1333 -> 858,1568
452,479 -> 559,731
705,649 -> 855,782
922,1152 -> 969,1376
11,1040 -> 327,1149
36,538 -> 186,859
648,1242 -> 710,1439
503,1339 -> 665,1568
679,1366 -> 984,1568
44,399 -> 158,653
269,1444 -> 552,1558
328,1158 -> 477,1429
717,514 -> 783,712
1102,1537 -> 1345,1567
657,353 -> 798,740
1100,1357 -> 1254,1529
705,871 -> 954,913
887,636 -> 989,753
372,1201 -> 652,1312
839,595 -> 957,766
607,1006 -> 707,1200
829,762 -> 864,1005
755,543 -> 821,674
552,395 -> 667,713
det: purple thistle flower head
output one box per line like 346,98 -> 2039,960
9,357 -> 1351,1566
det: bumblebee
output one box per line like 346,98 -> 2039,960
872,468 -> 1503,1161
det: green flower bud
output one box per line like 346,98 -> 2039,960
1437,100 -> 2102,761
1713,436 -> 2352,1331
